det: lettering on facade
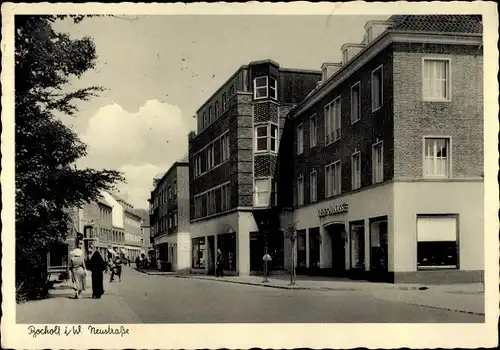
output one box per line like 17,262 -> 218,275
317,203 -> 348,217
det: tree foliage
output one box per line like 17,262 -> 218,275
15,15 -> 124,299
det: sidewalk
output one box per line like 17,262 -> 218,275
16,272 -> 141,324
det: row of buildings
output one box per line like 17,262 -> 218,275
149,15 -> 484,284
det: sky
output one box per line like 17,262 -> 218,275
53,14 -> 390,209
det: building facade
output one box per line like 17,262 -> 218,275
150,156 -> 191,272
135,208 -> 152,256
188,60 -> 322,276
284,15 -> 483,284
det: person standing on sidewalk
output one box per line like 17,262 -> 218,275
216,249 -> 224,277
110,256 -> 122,282
88,250 -> 107,299
263,253 -> 273,277
69,247 -> 87,299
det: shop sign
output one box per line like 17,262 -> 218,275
318,203 -> 348,217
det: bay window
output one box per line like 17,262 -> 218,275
254,123 -> 278,153
253,76 -> 278,100
254,178 -> 271,207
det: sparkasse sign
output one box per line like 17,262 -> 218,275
318,203 -> 348,217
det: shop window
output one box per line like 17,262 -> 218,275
370,218 -> 388,271
308,228 -> 320,269
217,232 -> 237,271
296,230 -> 307,268
350,222 -> 365,269
192,237 -> 206,269
417,216 -> 458,270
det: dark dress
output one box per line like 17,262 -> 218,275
88,251 -> 106,298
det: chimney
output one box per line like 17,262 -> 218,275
321,62 -> 342,82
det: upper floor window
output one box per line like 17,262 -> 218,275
172,180 -> 177,197
203,112 -> 208,128
270,180 -> 277,206
309,115 -> 317,147
371,65 -> 383,111
255,124 -> 278,153
351,82 -> 361,123
309,170 -> 317,202
221,133 -> 230,162
351,151 -> 361,190
220,183 -> 231,211
423,58 -> 451,101
173,211 -> 178,227
296,175 -> 304,206
372,141 -> 383,184
215,101 -> 220,117
325,97 -> 341,145
253,76 -> 278,100
230,85 -> 235,96
208,106 -> 214,123
296,123 -> 304,155
254,77 -> 268,99
222,93 -> 227,111
254,178 -> 271,207
168,185 -> 172,200
325,161 -> 342,197
206,144 -> 215,169
423,137 -> 451,178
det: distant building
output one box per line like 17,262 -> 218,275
135,208 -> 152,255
150,155 -> 191,272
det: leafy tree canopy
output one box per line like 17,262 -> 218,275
15,15 -> 124,297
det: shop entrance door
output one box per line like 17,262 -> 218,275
326,223 -> 346,276
349,223 -> 365,279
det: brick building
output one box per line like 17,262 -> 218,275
150,155 -> 191,272
188,60 -> 321,276
284,15 -> 483,284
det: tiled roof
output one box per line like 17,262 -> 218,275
390,15 -> 482,34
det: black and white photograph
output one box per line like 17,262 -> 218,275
1,2 -> 498,349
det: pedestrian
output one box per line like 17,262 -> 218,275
263,253 -> 273,277
135,256 -> 141,269
69,247 -> 87,299
87,250 -> 107,299
110,256 -> 122,282
216,249 -> 224,277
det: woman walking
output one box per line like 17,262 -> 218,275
88,250 -> 107,299
69,247 -> 87,299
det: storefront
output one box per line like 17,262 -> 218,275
286,181 -> 483,284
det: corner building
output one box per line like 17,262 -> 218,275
188,60 -> 321,276
285,15 -> 483,284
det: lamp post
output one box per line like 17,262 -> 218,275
261,220 -> 269,283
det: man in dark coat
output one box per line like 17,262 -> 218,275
88,251 -> 107,299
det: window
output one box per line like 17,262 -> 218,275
269,77 -> 277,100
215,101 -> 220,117
270,180 -> 277,206
296,123 -> 304,155
254,179 -> 271,207
309,115 -> 317,147
173,211 -> 178,227
207,189 -> 216,215
168,214 -> 172,228
168,185 -> 172,200
324,97 -> 341,145
222,93 -> 227,111
206,144 -> 215,169
194,154 -> 202,177
203,112 -> 208,128
351,82 -> 361,123
371,65 -> 383,111
310,170 -> 317,202
208,106 -> 213,123
192,237 -> 206,268
230,85 -> 235,96
254,76 -> 268,99
194,195 -> 203,219
221,183 -> 231,211
372,141 -> 383,184
172,181 -> 177,197
423,58 -> 451,101
424,137 -> 451,177
296,175 -> 304,206
325,161 -> 341,197
351,151 -> 361,190
254,124 -> 278,153
417,216 -> 458,270
221,133 -> 230,162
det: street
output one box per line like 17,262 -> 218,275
17,267 -> 484,323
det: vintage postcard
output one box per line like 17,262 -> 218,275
1,1 -> 498,349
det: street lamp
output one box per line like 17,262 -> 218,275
261,221 -> 269,283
